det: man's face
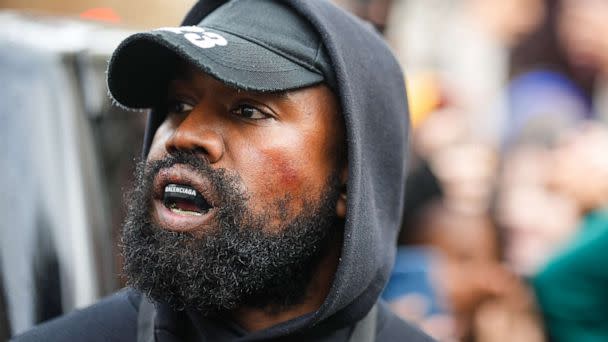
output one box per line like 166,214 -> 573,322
121,62 -> 347,313
147,63 -> 345,235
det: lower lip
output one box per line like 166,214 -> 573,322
152,199 -> 216,235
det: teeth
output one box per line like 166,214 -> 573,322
169,207 -> 203,216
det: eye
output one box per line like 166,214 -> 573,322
231,104 -> 271,120
167,99 -> 194,115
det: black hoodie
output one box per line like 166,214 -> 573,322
13,1 -> 434,341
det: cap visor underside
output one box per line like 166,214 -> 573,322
107,28 -> 324,109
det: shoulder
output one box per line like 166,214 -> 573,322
375,301 -> 436,342
11,288 -> 141,342
534,216 -> 608,291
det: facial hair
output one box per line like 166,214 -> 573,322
121,151 -> 341,315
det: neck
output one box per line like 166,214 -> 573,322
230,244 -> 341,332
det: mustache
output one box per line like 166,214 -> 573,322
142,151 -> 239,203
133,151 -> 248,226
145,151 -> 217,182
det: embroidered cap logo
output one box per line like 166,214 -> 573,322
156,26 -> 228,49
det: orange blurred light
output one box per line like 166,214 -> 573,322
79,7 -> 121,24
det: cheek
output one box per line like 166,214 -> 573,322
265,151 -> 302,189
247,150 -> 315,231
256,149 -> 306,197
238,143 -> 321,209
239,133 -> 337,205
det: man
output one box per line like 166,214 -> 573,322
14,0 -> 433,341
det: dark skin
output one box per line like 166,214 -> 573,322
146,63 -> 348,331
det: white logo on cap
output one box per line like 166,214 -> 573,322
155,26 -> 228,49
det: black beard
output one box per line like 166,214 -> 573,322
121,151 -> 341,315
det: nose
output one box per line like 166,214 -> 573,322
164,113 -> 225,164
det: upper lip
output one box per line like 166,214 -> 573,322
152,164 -> 218,208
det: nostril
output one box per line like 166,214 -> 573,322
165,127 -> 225,163
164,129 -> 203,154
165,144 -> 178,154
166,143 -> 213,162
185,146 -> 209,156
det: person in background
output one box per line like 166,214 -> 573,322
390,195 -> 545,341
411,201 -> 543,342
533,124 -> 608,342
385,111 -> 551,340
557,0 -> 608,105
509,0 -> 608,122
495,144 -> 580,276
386,0 -> 545,144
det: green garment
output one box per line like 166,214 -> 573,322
533,210 -> 608,342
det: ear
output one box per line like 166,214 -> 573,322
336,163 -> 348,219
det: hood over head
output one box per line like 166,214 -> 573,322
107,0 -> 409,339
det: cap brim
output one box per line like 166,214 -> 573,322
107,27 -> 324,109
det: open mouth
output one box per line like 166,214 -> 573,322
162,183 -> 213,216
151,165 -> 220,234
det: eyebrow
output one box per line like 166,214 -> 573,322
238,88 -> 292,101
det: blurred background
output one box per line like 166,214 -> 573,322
2,0 -> 608,341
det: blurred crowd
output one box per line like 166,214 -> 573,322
2,0 -> 608,341
363,0 -> 608,341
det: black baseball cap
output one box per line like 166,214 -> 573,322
107,0 -> 335,109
